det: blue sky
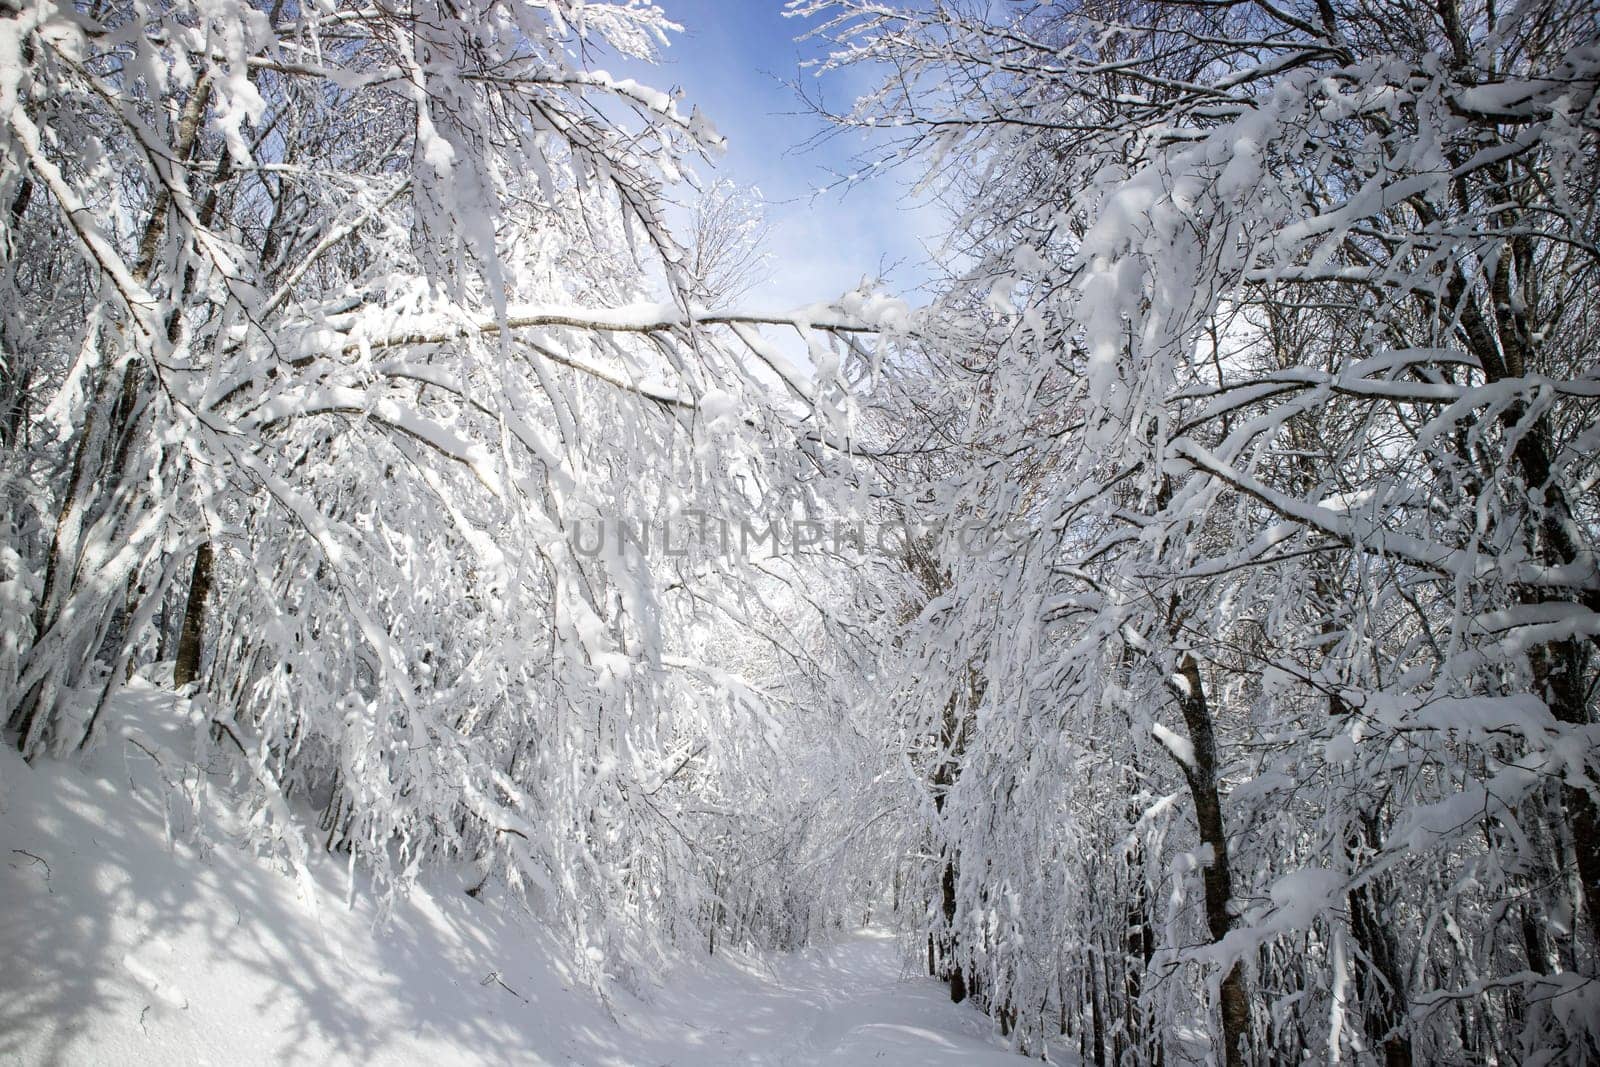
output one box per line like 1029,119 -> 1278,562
611,1 -> 944,306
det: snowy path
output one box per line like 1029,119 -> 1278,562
0,682 -> 1029,1066
620,931 -> 1029,1066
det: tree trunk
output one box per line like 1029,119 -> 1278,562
1089,942 -> 1107,1067
941,854 -> 966,1002
1346,813 -> 1412,1067
1167,653 -> 1250,1067
173,540 -> 213,689
929,670 -> 978,1005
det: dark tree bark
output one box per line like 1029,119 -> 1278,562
173,541 -> 213,690
1089,941 -> 1107,1067
1165,653 -> 1250,1067
1346,812 -> 1412,1067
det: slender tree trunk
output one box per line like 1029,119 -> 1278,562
1089,942 -> 1107,1067
940,854 -> 966,1002
1125,777 -> 1158,1064
1166,653 -> 1250,1067
929,671 -> 978,1005
173,541 -> 212,689
1346,812 -> 1412,1067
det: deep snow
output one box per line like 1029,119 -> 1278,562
0,681 -> 1030,1066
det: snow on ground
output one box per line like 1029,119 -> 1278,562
0,681 -> 1031,1066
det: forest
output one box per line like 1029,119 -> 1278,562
2,0 -> 1599,1062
